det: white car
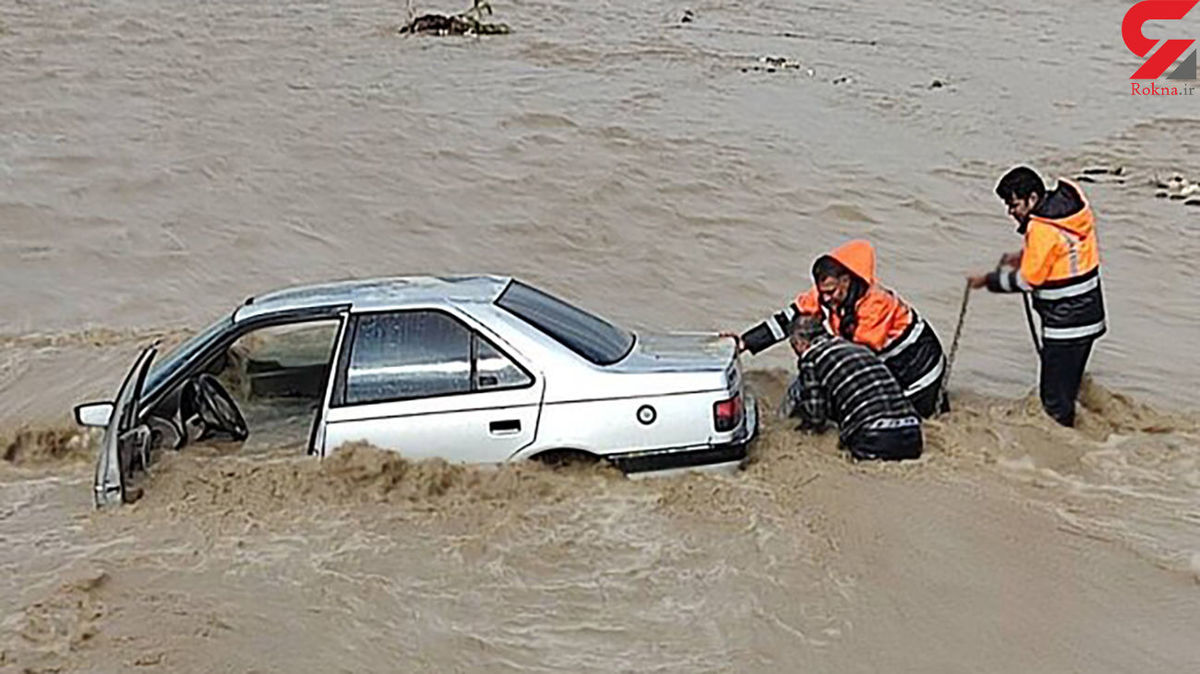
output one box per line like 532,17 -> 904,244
75,276 -> 757,507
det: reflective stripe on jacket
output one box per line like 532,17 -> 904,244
986,179 -> 1107,343
742,239 -> 946,399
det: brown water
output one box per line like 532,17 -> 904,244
3,0 -> 1200,671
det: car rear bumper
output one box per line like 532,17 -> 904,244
609,393 -> 758,476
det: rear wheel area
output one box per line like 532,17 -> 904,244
530,449 -> 604,469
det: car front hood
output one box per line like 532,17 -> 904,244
611,332 -> 736,373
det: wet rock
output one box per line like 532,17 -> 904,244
832,75 -> 853,85
681,9 -> 695,23
929,79 -> 946,89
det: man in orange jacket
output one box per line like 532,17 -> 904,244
968,166 -> 1106,427
729,240 -> 948,418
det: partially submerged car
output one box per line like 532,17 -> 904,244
75,276 -> 757,507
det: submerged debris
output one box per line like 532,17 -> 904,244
681,9 -> 695,24
1154,172 -> 1185,190
1074,165 -> 1125,185
1081,166 -> 1124,176
400,0 -> 510,36
740,56 -> 814,75
1153,172 -> 1200,201
1083,166 -> 1200,206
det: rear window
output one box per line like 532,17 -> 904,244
495,281 -> 635,366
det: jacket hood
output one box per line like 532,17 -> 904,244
812,239 -> 877,285
1030,179 -> 1092,235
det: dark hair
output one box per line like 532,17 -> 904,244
995,166 -> 1045,203
812,256 -> 849,283
790,314 -> 829,343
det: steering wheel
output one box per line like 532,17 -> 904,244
188,374 -> 249,442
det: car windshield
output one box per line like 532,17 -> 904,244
495,281 -> 635,366
142,313 -> 233,395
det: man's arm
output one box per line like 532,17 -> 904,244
969,226 -> 1062,292
738,302 -> 800,355
999,250 -> 1022,267
1014,225 -> 1058,287
983,226 -> 1059,292
982,265 -> 1032,294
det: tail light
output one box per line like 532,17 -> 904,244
713,393 -> 743,432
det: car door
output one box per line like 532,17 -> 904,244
319,309 -> 543,463
89,344 -> 157,507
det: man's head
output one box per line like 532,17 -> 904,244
789,313 -> 829,356
995,166 -> 1046,227
813,256 -> 853,308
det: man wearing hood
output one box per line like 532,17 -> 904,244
968,166 -> 1106,428
728,239 -> 949,418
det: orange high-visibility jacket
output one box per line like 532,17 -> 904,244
795,240 -> 913,351
986,179 -> 1107,343
741,240 -> 946,398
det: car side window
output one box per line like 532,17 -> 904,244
475,338 -> 531,390
342,311 -> 533,406
346,311 -> 472,405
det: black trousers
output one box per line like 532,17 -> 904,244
907,375 -> 950,418
1039,339 -> 1094,427
845,425 -> 923,462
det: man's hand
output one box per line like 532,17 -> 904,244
718,331 -> 746,353
966,274 -> 989,290
998,251 -> 1022,268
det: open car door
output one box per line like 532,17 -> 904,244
91,344 -> 157,508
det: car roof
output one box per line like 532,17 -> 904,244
234,275 -> 512,322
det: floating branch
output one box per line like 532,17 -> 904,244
400,0 -> 511,36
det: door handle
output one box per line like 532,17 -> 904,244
489,419 -> 521,435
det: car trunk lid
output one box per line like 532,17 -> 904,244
611,332 -> 737,374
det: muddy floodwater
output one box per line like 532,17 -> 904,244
2,0 -> 1200,671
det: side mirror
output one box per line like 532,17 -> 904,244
74,401 -> 114,428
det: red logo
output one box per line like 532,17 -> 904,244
1123,1 -> 1198,79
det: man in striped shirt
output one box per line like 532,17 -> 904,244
724,240 -> 947,418
782,314 -> 923,461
